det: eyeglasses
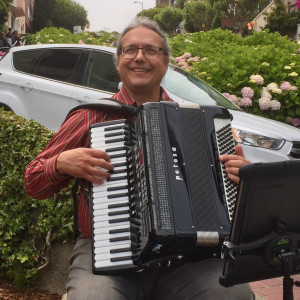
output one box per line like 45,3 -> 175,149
121,45 -> 162,59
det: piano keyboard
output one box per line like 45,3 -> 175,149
89,120 -> 140,273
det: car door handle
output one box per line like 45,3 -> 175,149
20,83 -> 33,91
73,95 -> 90,103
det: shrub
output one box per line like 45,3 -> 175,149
169,29 -> 300,124
25,27 -> 119,46
0,109 -> 73,288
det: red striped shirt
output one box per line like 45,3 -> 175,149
24,87 -> 173,238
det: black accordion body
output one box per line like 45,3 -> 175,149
89,102 -> 237,274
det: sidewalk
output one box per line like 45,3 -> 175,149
250,275 -> 300,300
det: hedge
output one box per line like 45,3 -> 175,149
0,109 -> 73,288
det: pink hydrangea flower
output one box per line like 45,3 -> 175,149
228,94 -> 239,105
182,52 -> 191,59
188,56 -> 199,62
241,87 -> 254,99
291,118 -> 300,127
270,100 -> 281,110
240,97 -> 253,107
261,90 -> 272,99
175,56 -> 184,62
279,81 -> 292,90
222,92 -> 231,99
290,86 -> 298,90
258,97 -> 271,110
250,74 -> 264,85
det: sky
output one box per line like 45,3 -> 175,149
74,0 -> 156,33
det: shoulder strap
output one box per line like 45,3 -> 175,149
67,98 -> 137,118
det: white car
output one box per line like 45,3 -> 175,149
0,44 -> 299,163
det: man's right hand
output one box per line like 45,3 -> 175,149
56,148 -> 113,185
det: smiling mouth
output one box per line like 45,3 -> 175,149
132,68 -> 149,72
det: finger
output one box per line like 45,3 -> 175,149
234,144 -> 244,157
227,172 -> 240,184
90,158 -> 114,172
89,148 -> 111,162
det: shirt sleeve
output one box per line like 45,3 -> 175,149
24,109 -> 93,199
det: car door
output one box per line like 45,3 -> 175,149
12,48 -> 82,131
70,49 -> 120,110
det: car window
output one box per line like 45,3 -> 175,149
162,65 -> 238,110
13,49 -> 43,74
83,50 -> 120,93
35,48 -> 82,83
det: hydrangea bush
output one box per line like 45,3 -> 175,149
25,27 -> 119,47
169,29 -> 300,126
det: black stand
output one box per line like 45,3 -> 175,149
220,225 -> 300,299
281,251 -> 300,300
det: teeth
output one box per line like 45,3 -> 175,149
133,68 -> 147,72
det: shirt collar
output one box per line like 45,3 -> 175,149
111,86 -> 173,105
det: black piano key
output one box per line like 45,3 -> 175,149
106,146 -> 127,153
109,217 -> 130,224
110,236 -> 130,242
108,202 -> 129,209
107,185 -> 128,192
110,247 -> 132,254
109,168 -> 127,174
108,209 -> 130,216
108,192 -> 128,199
107,175 -> 128,182
111,255 -> 133,262
109,227 -> 130,234
105,137 -> 127,144
113,162 -> 127,168
109,153 -> 128,159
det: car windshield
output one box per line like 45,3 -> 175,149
161,64 -> 240,110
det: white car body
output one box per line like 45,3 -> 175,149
0,44 -> 299,163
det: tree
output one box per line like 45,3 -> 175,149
264,0 -> 300,37
32,0 -> 88,33
154,7 -> 183,34
0,0 -> 13,29
32,0 -> 54,32
184,0 -> 215,32
137,7 -> 162,20
213,0 -> 270,34
53,0 -> 88,32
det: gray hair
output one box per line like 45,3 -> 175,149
114,17 -> 170,64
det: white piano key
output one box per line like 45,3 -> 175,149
93,179 -> 127,189
91,128 -> 128,137
91,122 -> 127,133
94,223 -> 130,235
93,201 -> 129,212
94,238 -> 132,248
93,207 -> 129,217
93,220 -> 130,230
93,196 -> 129,205
93,213 -> 129,223
95,251 -> 133,262
94,231 -> 130,241
94,259 -> 134,269
91,141 -> 128,149
93,188 -> 128,199
94,242 -> 132,255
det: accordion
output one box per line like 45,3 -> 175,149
89,102 -> 238,274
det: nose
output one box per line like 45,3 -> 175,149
135,48 -> 146,60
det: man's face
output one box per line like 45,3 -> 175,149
117,26 -> 168,95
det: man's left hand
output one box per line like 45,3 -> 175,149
219,144 -> 250,184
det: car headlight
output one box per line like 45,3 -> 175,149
232,128 -> 285,150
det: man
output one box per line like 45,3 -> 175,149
25,17 -> 254,300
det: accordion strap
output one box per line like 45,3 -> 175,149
66,98 -> 137,119
69,98 -> 137,242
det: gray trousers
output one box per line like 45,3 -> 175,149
67,237 -> 255,300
